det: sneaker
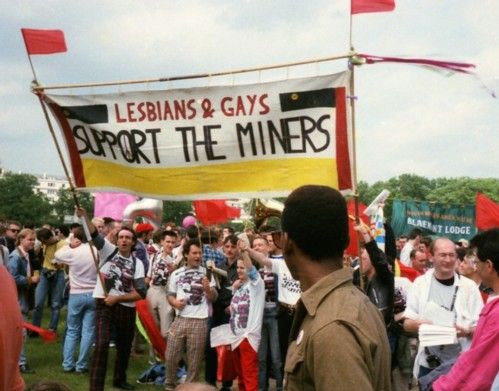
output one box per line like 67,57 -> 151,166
109,341 -> 116,347
63,367 -> 75,373
112,381 -> 135,390
19,364 -> 35,374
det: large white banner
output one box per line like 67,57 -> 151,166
46,71 -> 352,200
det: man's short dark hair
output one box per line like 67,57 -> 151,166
103,217 -> 115,226
6,220 -> 21,228
118,227 -> 137,245
223,226 -> 235,234
420,236 -> 432,247
162,230 -> 177,240
73,227 -> 87,242
186,225 -> 199,240
70,223 -> 81,230
282,185 -> 349,261
456,247 -> 466,261
470,228 -> 499,274
183,238 -> 202,255
37,227 -> 54,242
408,228 -> 423,240
223,234 -> 238,246
57,225 -> 70,238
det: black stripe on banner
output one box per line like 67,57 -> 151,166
61,105 -> 109,124
279,88 -> 336,112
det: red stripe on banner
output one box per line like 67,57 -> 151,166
48,102 -> 86,187
335,87 -> 352,190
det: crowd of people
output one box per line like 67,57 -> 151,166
1,185 -> 498,391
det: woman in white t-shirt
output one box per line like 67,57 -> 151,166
229,248 -> 265,391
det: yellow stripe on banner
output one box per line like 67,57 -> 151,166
81,158 -> 339,196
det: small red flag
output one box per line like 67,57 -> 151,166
21,28 -> 67,55
22,322 -> 57,343
345,199 -> 369,256
351,0 -> 395,14
193,200 -> 241,226
476,193 -> 499,230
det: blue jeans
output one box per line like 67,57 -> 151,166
18,289 -> 30,366
62,292 -> 96,371
32,269 -> 65,330
259,307 -> 283,391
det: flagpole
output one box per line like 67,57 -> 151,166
349,7 -> 354,51
20,32 -> 39,82
29,81 -> 108,296
348,2 -> 364,290
32,52 -> 352,91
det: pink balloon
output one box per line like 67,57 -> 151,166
182,215 -> 197,228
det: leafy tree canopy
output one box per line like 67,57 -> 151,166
0,173 -> 53,225
357,175 -> 499,223
52,188 -> 93,223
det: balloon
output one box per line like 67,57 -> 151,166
123,198 -> 163,230
182,215 -> 197,228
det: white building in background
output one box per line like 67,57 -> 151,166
35,174 -> 69,202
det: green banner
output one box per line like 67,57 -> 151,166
391,200 -> 477,241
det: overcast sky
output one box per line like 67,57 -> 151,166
1,0 -> 498,185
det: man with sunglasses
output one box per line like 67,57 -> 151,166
279,185 -> 391,391
1,221 -> 21,253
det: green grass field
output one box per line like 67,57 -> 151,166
22,307 -> 162,390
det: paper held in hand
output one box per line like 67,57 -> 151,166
418,324 -> 457,347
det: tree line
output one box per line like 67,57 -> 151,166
0,172 -> 497,227
357,174 -> 499,223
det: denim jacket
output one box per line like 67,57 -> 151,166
7,248 -> 31,313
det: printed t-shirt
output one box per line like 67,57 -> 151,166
259,266 -> 278,309
93,240 -> 145,308
230,266 -> 265,351
168,265 -> 216,319
270,256 -> 301,305
148,252 -> 174,288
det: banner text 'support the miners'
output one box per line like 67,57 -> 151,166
46,72 -> 353,200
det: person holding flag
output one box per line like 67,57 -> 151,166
76,207 -> 147,391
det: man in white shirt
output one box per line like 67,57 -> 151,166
403,237 -> 483,379
146,230 -> 177,338
164,239 -> 217,390
400,228 -> 423,267
54,228 -> 97,374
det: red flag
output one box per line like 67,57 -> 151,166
351,0 -> 395,14
22,322 -> 57,343
345,199 -> 369,256
135,300 -> 166,360
21,28 -> 67,55
476,193 -> 499,230
395,260 -> 420,282
193,200 -> 241,226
